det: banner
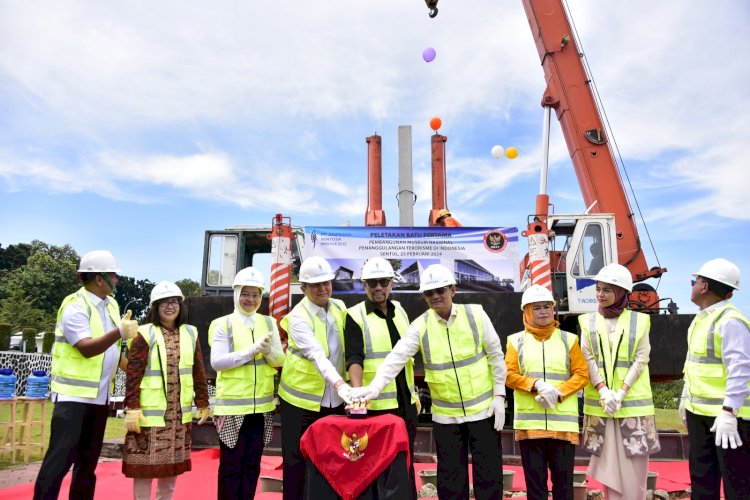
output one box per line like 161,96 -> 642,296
303,226 -> 519,293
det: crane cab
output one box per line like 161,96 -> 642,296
547,213 -> 617,314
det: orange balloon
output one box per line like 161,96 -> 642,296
429,117 -> 442,131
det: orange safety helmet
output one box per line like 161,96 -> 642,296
436,209 -> 452,221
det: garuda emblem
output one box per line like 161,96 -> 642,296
341,431 -> 368,462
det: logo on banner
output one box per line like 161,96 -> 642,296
483,230 -> 507,253
341,432 -> 369,462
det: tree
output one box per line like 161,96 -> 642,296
175,278 -> 200,297
0,242 -> 32,271
0,248 -> 80,313
387,259 -> 403,273
114,277 -> 155,320
28,240 -> 79,262
0,289 -> 52,333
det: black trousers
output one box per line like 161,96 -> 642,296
280,399 -> 344,500
686,410 -> 750,500
33,401 -> 109,500
518,438 -> 574,500
218,413 -> 265,500
433,417 -> 503,500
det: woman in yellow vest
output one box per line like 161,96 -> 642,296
580,264 -> 661,499
209,267 -> 285,499
122,281 -> 210,500
506,285 -> 589,500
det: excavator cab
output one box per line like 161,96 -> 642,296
201,227 -> 304,296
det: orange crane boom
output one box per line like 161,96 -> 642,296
521,0 -> 666,282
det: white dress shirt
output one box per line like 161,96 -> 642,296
53,290 -> 119,405
286,299 -> 345,408
370,304 -> 507,424
696,300 -> 750,410
210,309 -> 285,371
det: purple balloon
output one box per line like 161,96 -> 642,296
422,47 -> 436,63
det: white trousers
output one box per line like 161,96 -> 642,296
133,476 -> 178,500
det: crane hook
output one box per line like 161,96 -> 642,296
425,0 -> 438,18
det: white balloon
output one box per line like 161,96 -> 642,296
491,145 -> 504,159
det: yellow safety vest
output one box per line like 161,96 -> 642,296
208,312 -> 280,415
51,288 -> 121,399
278,297 -> 347,411
414,304 -> 494,418
138,324 -> 197,426
507,329 -> 579,432
684,303 -> 750,418
580,310 -> 654,418
347,300 -> 416,411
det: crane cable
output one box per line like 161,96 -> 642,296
562,0 -> 663,291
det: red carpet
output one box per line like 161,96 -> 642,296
414,461 -> 691,494
2,450 -> 691,499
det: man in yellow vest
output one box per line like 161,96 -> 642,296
34,250 -> 139,500
278,256 -> 354,500
344,257 -> 418,498
354,263 -> 507,500
681,258 -> 750,499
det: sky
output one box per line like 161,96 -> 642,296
1,1 -> 749,315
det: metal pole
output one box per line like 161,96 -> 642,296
397,125 -> 414,226
540,106 -> 551,195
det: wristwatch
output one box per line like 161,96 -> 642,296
722,406 -> 738,416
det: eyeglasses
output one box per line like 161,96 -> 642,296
423,286 -> 449,297
365,278 -> 392,288
159,299 -> 180,308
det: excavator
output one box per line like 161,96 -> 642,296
186,0 -> 693,382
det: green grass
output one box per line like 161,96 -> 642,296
0,404 -> 687,470
0,401 -> 124,470
655,408 -> 686,433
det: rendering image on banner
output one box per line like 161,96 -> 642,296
304,226 -> 519,293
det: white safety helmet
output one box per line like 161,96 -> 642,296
520,284 -> 555,309
419,264 -> 456,292
77,250 -> 121,273
150,281 -> 184,305
299,256 -> 335,284
361,257 -> 395,280
692,258 -> 740,291
594,263 -> 633,292
233,267 -> 266,292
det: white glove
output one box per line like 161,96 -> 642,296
250,334 -> 271,356
678,385 -> 687,427
486,396 -> 506,431
118,310 -> 138,339
534,394 -> 552,409
351,385 -> 380,402
535,380 -> 559,409
336,382 -> 353,404
710,411 -> 743,449
612,388 -> 627,413
598,386 -> 618,416
678,398 -> 687,427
